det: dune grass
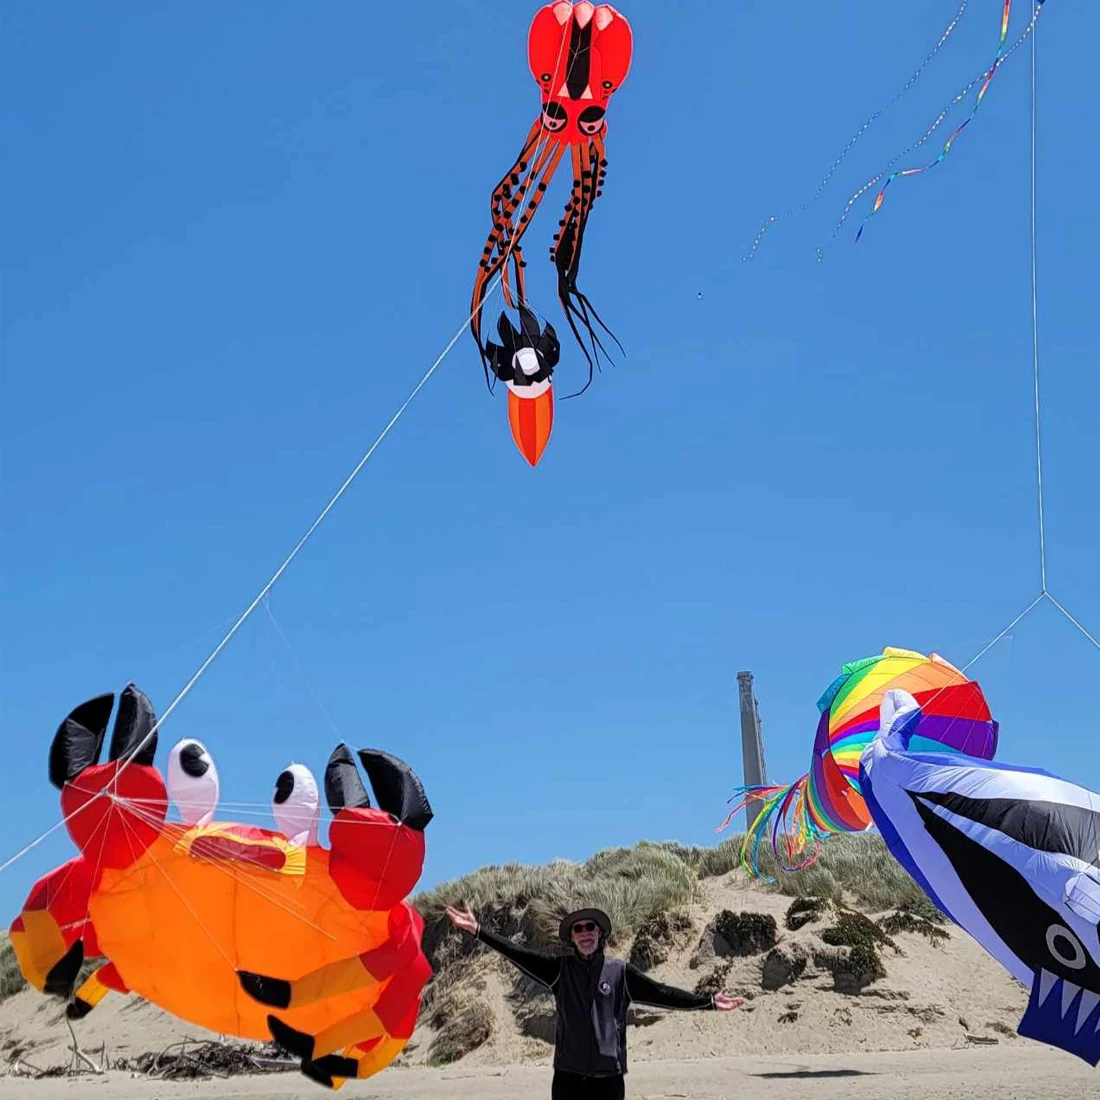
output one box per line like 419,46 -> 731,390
413,830 -> 925,971
0,933 -> 25,1000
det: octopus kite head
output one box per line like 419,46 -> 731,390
529,3 -> 633,144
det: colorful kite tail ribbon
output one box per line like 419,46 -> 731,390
855,0 -> 1045,241
717,778 -> 821,878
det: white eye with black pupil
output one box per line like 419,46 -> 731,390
167,739 -> 219,827
272,763 -> 320,847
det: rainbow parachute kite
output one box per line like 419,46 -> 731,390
717,647 -> 999,878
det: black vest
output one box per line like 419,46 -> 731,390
552,951 -> 630,1077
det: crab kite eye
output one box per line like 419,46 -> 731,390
167,739 -> 219,826
577,106 -> 606,136
541,100 -> 568,132
272,763 -> 320,847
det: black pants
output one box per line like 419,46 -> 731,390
551,1069 -> 626,1100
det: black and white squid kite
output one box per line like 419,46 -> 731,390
861,689 -> 1100,1067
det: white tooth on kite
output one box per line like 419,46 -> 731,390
1061,978 -> 1082,1018
595,7 -> 614,31
553,2 -> 572,25
1038,969 -> 1059,1007
1075,990 -> 1100,1034
574,3 -> 595,28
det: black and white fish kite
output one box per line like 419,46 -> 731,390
861,689 -> 1100,1067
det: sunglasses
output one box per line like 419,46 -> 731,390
572,921 -> 599,933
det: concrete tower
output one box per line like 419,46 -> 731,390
737,671 -> 768,831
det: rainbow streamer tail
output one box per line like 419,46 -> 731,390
855,0 -> 1045,241
716,776 -> 822,880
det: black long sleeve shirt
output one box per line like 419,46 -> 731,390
474,926 -> 713,1076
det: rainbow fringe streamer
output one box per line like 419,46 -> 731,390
855,0 -> 1047,241
716,647 -> 999,879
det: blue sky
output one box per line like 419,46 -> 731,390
1,1 -> 1097,919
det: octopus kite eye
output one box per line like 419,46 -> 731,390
578,106 -> 606,136
541,72 -> 552,82
541,100 -> 568,131
602,80 -> 613,90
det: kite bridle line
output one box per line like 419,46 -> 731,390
743,0 -> 973,262
0,19 -> 577,890
729,4 -> 1097,878
100,15 -> 574,779
834,1 -> 1047,249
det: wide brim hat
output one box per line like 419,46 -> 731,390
559,908 -> 612,945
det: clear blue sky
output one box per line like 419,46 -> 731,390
2,1 -> 1097,920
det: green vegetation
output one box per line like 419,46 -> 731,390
785,896 -> 827,931
0,933 -> 25,1000
426,1000 -> 493,1066
713,910 -> 777,955
414,841 -> 700,965
628,910 -> 694,971
693,960 -> 733,997
879,909 -> 950,945
414,831 -> 923,971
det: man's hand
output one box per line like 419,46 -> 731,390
445,905 -> 479,936
713,992 -> 746,1011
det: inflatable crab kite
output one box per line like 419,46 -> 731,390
9,684 -> 434,1089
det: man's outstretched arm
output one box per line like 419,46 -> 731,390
624,964 -> 716,1010
474,926 -> 560,988
446,905 -> 559,989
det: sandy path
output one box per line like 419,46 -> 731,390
1,1046 -> 1091,1099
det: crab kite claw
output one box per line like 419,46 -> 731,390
861,689 -> 1100,1067
324,743 -> 433,911
50,683 -> 168,868
237,746 -> 435,1089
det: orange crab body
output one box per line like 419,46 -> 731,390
11,686 -> 434,1088
88,830 -> 386,1038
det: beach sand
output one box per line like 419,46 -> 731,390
1,1045 -> 1092,1099
1,872 -> 1080,1097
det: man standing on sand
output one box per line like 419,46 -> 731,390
445,904 -> 743,1100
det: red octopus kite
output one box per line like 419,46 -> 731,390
471,2 -> 633,466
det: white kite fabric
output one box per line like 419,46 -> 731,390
861,690 -> 1100,1066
